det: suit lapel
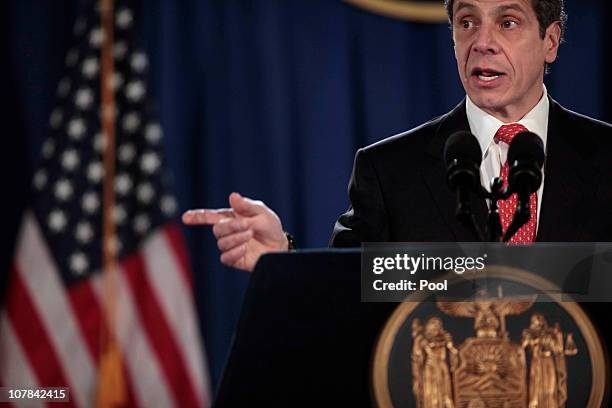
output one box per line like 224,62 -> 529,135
536,98 -> 601,241
421,100 -> 489,241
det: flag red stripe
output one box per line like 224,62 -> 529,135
163,224 -> 194,289
67,280 -> 102,361
121,253 -> 200,408
5,268 -> 75,407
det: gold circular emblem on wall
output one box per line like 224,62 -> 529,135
372,266 -> 607,408
343,0 -> 448,23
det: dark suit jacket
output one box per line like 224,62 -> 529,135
331,97 -> 612,246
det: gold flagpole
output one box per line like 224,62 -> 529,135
98,0 -> 127,405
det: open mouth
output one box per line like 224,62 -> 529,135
471,68 -> 505,82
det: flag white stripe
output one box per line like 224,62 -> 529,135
142,229 -> 209,404
90,265 -> 177,408
16,213 -> 96,408
0,314 -> 44,408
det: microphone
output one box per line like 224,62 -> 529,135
503,131 -> 545,242
444,131 -> 484,240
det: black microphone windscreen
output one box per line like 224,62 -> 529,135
507,131 -> 545,168
444,131 -> 482,167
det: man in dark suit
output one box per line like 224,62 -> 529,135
183,0 -> 612,271
331,97 -> 612,247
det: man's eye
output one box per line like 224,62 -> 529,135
502,20 -> 518,29
460,20 -> 474,29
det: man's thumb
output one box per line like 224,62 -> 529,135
229,192 -> 264,217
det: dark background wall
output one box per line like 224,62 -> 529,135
3,0 -> 611,390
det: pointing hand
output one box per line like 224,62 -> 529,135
182,192 -> 289,272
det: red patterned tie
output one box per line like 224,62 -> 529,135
494,124 -> 538,243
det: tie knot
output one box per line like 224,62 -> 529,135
494,123 -> 528,145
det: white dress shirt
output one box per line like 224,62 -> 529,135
465,86 -> 549,228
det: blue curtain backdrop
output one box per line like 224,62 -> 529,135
3,0 -> 611,390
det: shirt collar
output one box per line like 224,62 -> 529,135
465,85 -> 550,157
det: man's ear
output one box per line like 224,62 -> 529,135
544,21 -> 561,64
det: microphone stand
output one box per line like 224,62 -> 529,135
474,177 -> 531,243
456,206 -> 486,243
461,176 -> 530,242
485,178 -> 505,242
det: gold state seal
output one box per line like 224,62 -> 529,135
372,266 -> 606,408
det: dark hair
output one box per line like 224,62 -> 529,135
444,0 -> 567,42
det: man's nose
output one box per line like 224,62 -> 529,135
472,23 -> 500,55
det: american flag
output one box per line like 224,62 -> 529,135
0,1 -> 210,407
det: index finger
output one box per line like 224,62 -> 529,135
182,208 -> 235,225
